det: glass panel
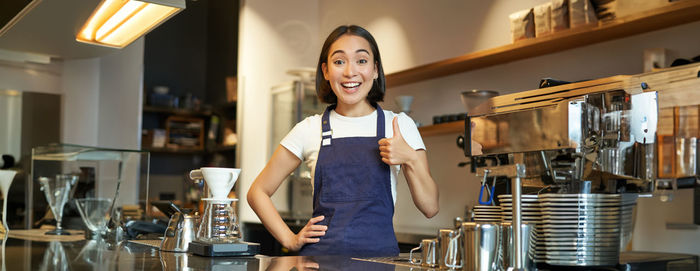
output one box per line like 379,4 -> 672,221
31,143 -> 150,227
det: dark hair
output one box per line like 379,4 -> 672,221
316,25 -> 385,104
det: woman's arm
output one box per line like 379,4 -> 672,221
247,145 -> 327,251
401,150 -> 439,218
378,117 -> 439,218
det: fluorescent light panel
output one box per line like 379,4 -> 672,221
76,0 -> 184,48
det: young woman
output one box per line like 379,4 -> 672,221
247,25 -> 439,257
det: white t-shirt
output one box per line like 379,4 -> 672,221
280,109 -> 426,204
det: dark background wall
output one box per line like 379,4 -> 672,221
144,0 -> 238,106
142,0 -> 239,177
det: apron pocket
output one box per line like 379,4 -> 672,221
320,163 -> 380,202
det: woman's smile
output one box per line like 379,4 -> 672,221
340,81 -> 361,93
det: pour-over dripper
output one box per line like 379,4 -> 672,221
75,198 -> 112,239
0,170 -> 16,234
189,167 -> 241,199
39,174 -> 79,235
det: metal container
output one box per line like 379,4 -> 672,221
409,238 -> 438,268
462,222 -> 500,271
438,228 -> 462,269
161,212 -> 197,252
499,222 -> 536,270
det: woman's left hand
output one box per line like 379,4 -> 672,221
378,116 -> 418,166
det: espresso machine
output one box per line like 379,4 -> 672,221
458,63 -> 700,269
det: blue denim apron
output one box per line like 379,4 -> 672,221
299,104 -> 399,257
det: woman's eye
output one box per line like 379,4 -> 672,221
358,59 -> 368,64
333,59 -> 345,65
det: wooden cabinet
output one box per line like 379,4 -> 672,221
165,116 -> 205,150
142,105 -> 236,154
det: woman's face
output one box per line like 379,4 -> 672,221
322,34 -> 378,107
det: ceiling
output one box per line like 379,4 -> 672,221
0,0 -> 120,60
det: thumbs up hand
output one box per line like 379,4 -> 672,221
379,116 -> 418,165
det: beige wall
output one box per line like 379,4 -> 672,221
237,0 -> 320,223
238,0 -> 700,254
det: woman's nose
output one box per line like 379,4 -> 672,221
343,63 -> 356,77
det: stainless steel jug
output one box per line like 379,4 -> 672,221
499,222 -> 535,271
409,238 -> 438,268
462,222 -> 500,271
160,206 -> 196,252
438,228 -> 462,269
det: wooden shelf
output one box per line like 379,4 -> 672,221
386,0 -> 700,88
418,121 -> 463,137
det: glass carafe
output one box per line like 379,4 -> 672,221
197,198 -> 239,243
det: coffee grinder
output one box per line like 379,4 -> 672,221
188,167 -> 260,256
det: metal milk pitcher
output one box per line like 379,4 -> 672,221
462,222 -> 500,271
409,238 -> 438,268
438,228 -> 462,269
499,222 -> 536,271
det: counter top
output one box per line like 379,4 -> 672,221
0,237 -> 427,270
1,236 -> 697,270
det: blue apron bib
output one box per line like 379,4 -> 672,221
299,104 -> 399,257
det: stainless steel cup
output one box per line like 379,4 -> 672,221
499,222 -> 536,271
462,222 -> 500,271
438,228 -> 462,269
409,238 -> 438,268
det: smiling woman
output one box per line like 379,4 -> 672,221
321,34 -> 379,117
247,25 -> 439,257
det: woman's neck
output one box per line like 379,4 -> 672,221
335,100 -> 374,117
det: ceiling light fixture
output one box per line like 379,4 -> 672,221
76,0 -> 185,48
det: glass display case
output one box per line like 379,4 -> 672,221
28,144 -> 150,229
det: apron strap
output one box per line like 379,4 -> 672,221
321,103 -> 386,145
375,103 -> 385,139
321,105 -> 334,146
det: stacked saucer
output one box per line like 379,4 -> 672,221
472,205 -> 502,223
498,194 -> 543,262
619,194 -> 638,250
539,194 -> 623,266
